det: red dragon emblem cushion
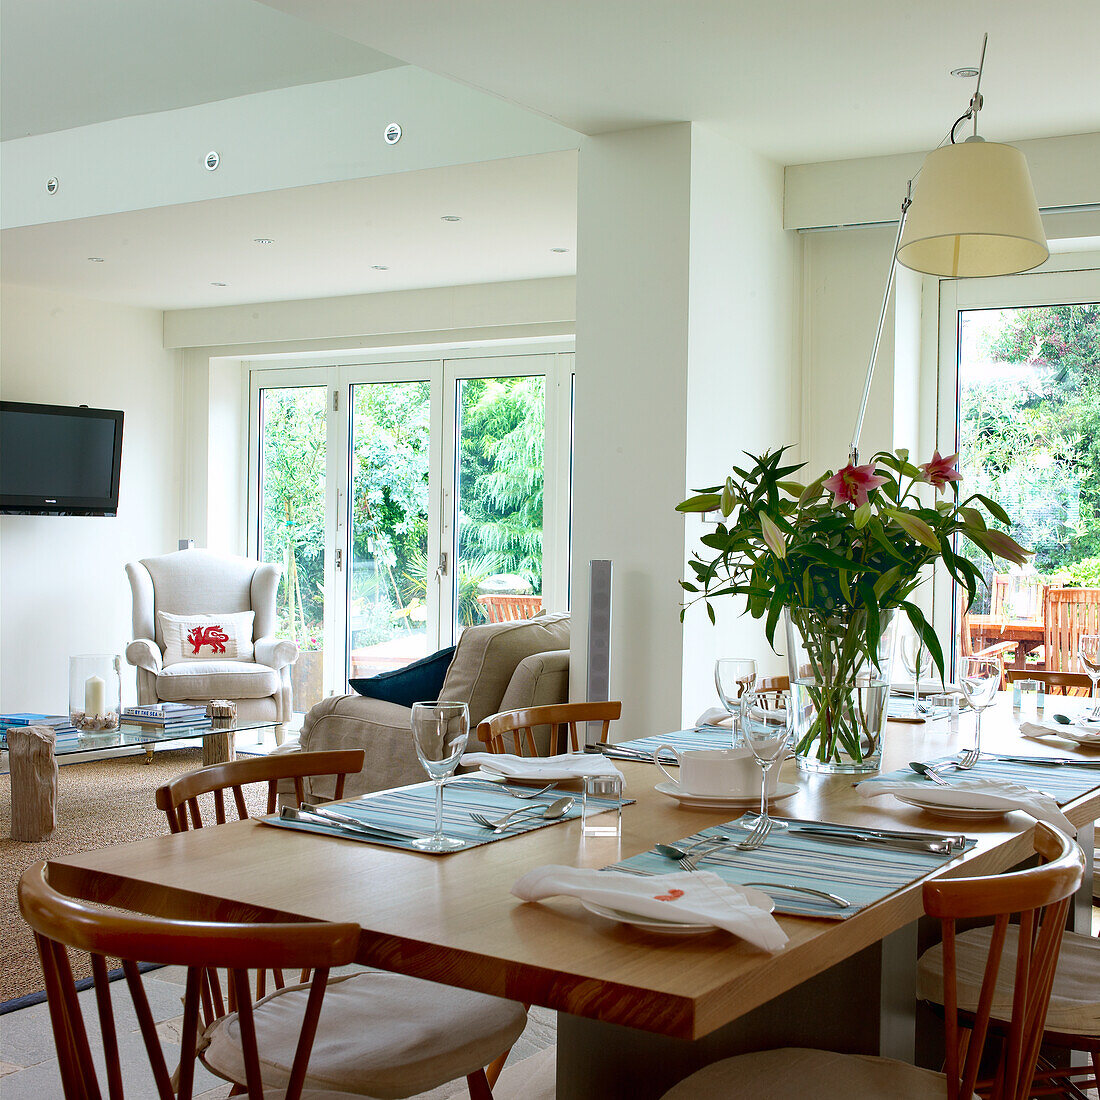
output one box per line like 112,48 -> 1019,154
158,611 -> 255,664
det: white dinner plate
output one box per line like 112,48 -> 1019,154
654,780 -> 799,810
892,789 -> 1011,821
582,886 -> 775,936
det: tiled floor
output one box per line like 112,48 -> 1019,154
0,964 -> 557,1099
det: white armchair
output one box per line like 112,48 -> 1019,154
125,549 -> 299,739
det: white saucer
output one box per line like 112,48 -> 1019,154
473,767 -> 583,786
582,887 -> 774,936
655,780 -> 799,809
892,791 -> 1009,821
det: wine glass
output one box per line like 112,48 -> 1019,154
1078,635 -> 1100,705
899,632 -> 933,714
410,701 -> 470,851
715,658 -> 758,735
957,657 -> 1000,768
738,689 -> 793,837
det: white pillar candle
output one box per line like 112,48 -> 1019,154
85,675 -> 106,718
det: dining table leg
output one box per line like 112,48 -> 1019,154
554,937 -> 911,1099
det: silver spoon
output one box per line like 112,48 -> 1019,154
652,836 -> 732,862
470,796 -> 575,832
908,761 -> 951,786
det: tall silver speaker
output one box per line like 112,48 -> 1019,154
585,559 -> 613,749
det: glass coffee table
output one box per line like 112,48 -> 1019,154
5,718 -> 278,842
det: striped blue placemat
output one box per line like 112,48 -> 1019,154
609,819 -> 975,920
263,780 -> 623,854
603,726 -> 732,762
864,757 -> 1100,805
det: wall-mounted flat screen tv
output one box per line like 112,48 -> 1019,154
0,401 -> 124,515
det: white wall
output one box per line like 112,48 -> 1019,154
680,127 -> 801,717
0,284 -> 183,712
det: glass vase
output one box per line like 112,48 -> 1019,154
784,607 -> 898,774
69,654 -> 122,732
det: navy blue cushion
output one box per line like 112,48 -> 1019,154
348,646 -> 456,709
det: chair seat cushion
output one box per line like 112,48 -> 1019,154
660,1048 -> 970,1100
200,970 -> 527,1099
917,925 -> 1100,1036
156,660 -> 278,700
349,646 -> 456,709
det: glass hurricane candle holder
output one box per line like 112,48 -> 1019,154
69,654 -> 122,731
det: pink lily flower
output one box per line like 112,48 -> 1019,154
919,450 -> 962,492
823,463 -> 887,508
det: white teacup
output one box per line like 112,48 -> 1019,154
653,744 -> 779,798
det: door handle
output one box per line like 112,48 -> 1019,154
435,552 -> 448,580
334,548 -> 343,572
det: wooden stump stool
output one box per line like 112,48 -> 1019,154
9,724 -> 58,842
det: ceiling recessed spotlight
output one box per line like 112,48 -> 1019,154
951,66 -> 980,78
550,247 -> 570,253
210,281 -> 227,287
87,256 -> 104,262
371,265 -> 389,270
440,215 -> 462,222
253,237 -> 275,245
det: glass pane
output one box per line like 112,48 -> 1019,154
348,380 -> 431,679
258,386 -> 327,714
454,375 -> 545,636
957,302 -> 1100,617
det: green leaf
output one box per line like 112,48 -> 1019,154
853,502 -> 871,529
777,479 -> 805,496
974,493 -> 1011,526
900,600 -> 945,684
958,506 -> 986,530
798,475 -> 826,506
884,508 -> 940,551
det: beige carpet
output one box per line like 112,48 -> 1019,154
0,747 -> 266,1005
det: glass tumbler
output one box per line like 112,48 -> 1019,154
582,773 -> 623,837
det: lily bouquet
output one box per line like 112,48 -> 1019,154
678,447 -> 1028,767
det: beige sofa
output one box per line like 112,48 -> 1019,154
296,613 -> 570,799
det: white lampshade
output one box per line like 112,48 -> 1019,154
896,140 -> 1048,277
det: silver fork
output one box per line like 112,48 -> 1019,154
448,778 -> 555,800
952,747 -> 982,771
735,815 -> 774,852
678,837 -> 732,871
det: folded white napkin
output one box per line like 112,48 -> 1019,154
858,776 -> 1075,835
512,864 -> 788,952
460,751 -> 624,781
1020,720 -> 1100,744
695,707 -> 734,728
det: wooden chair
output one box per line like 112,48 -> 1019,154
154,749 -> 527,1099
1044,587 -> 1100,675
1004,667 -> 1093,697
18,858 -> 360,1100
154,749 -> 366,833
476,594 -> 543,623
477,701 -> 622,755
660,824 -> 1084,1100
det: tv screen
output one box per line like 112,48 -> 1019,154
0,402 -> 124,515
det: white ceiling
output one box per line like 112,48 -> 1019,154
0,0 -> 402,140
263,0 -> 1100,164
0,152 -> 578,310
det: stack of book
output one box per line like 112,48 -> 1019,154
120,703 -> 211,730
0,713 -> 81,747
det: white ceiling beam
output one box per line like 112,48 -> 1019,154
1,68 -> 580,230
785,131 -> 1100,230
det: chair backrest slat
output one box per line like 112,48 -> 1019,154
19,861 -> 359,1100
1004,667 -> 1091,696
477,701 -> 623,756
923,823 -> 1084,1100
155,749 -> 366,833
1044,587 -> 1100,673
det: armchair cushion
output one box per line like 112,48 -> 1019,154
349,646 -> 456,709
125,638 -> 162,675
255,635 -> 300,671
156,660 -> 278,701
158,610 -> 255,663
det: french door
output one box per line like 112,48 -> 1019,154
249,350 -> 573,713
934,266 -> 1100,656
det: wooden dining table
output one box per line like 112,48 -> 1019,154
48,699 -> 1099,1099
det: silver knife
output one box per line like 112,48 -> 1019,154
780,821 -> 967,850
284,805 -> 422,842
993,755 -> 1100,768
790,827 -> 952,855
